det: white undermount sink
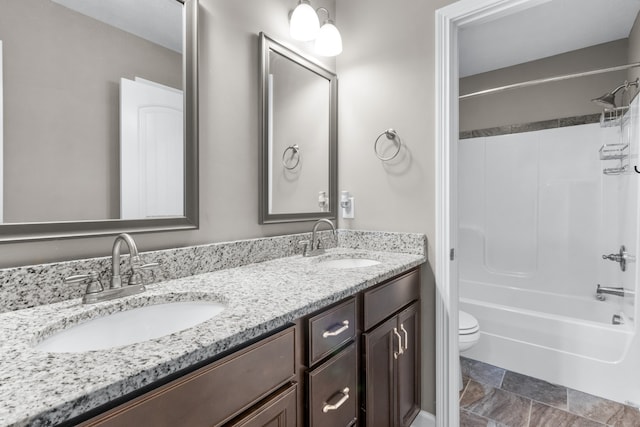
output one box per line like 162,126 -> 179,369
35,301 -> 226,353
319,258 -> 381,269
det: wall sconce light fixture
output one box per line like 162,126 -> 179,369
315,8 -> 343,57
290,0 -> 320,41
289,2 -> 342,57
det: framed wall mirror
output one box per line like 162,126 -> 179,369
259,32 -> 337,224
0,0 -> 198,242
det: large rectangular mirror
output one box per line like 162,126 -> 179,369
259,33 -> 337,224
0,0 -> 198,242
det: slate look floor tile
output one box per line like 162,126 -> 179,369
501,371 -> 568,409
461,357 -> 506,388
609,406 -> 640,427
567,389 -> 626,425
529,401 -> 605,427
461,410 -> 510,427
460,358 -> 640,427
461,380 -> 531,427
460,410 -> 493,427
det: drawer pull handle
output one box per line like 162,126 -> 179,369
322,387 -> 350,413
322,320 -> 349,338
400,324 -> 409,351
393,327 -> 404,359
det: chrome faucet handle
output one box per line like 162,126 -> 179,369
65,271 -> 103,295
298,240 -> 310,256
128,260 -> 159,286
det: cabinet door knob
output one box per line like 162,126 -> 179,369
322,320 -> 349,338
393,327 -> 404,359
400,324 -> 409,351
322,387 -> 350,413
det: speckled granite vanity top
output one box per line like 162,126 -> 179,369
0,231 -> 426,426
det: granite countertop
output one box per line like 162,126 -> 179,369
0,247 -> 425,426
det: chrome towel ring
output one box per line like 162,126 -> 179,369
282,144 -> 301,170
374,129 -> 402,161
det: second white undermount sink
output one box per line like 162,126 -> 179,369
35,301 -> 226,353
319,258 -> 381,269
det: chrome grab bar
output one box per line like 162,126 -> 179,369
322,320 -> 349,338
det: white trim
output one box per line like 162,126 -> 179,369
0,40 -> 4,223
411,410 -> 436,427
434,1 -> 549,426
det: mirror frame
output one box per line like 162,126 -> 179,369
0,0 -> 199,242
259,32 -> 337,224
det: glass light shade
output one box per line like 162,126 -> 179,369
315,21 -> 343,56
290,1 -> 320,41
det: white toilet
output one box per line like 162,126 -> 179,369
459,310 -> 480,390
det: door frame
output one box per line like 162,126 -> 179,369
433,1 -> 550,425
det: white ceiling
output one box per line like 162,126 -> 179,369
51,0 -> 183,53
459,0 -> 640,77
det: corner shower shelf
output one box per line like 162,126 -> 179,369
600,107 -> 629,128
600,143 -> 629,175
600,144 -> 629,161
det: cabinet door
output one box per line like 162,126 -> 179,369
396,302 -> 420,427
229,384 -> 297,427
363,317 -> 397,427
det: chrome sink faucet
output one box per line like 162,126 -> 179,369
65,233 -> 158,304
111,232 -> 142,288
300,219 -> 337,257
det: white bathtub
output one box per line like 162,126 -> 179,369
460,279 -> 638,405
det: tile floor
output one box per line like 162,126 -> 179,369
460,357 -> 640,427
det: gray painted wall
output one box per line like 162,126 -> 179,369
0,0 -> 335,268
336,0 -> 456,413
628,12 -> 640,83
0,0 -> 181,223
460,40 -> 628,131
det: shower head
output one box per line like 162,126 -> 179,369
591,78 -> 640,109
591,91 -> 618,109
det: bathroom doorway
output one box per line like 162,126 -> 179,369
436,0 -> 640,425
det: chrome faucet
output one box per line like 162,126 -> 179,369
300,219 -> 337,257
596,284 -> 626,299
65,233 -> 158,304
111,233 -> 141,288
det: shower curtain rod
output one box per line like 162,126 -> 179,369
459,62 -> 640,100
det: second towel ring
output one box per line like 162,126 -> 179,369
374,129 -> 402,161
282,144 -> 301,170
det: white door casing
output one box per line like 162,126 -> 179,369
434,1 -> 551,426
120,77 -> 183,219
0,40 -> 4,223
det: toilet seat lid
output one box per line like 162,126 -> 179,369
459,311 -> 479,334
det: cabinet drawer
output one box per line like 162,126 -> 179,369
308,297 -> 356,365
82,327 -> 296,427
307,343 -> 357,427
363,269 -> 419,331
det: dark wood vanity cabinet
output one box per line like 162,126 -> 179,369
80,327 -> 297,427
362,269 -> 421,427
303,297 -> 358,427
228,383 -> 298,427
79,267 -> 421,427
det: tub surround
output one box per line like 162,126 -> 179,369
0,230 -> 426,426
